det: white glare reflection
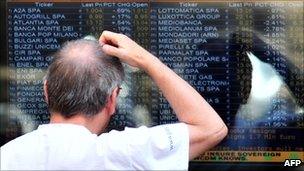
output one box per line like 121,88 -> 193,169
236,52 -> 303,123
247,52 -> 282,99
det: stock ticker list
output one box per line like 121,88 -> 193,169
7,1 -> 304,162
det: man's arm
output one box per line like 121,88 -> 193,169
99,31 -> 228,160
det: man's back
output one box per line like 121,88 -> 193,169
1,123 -> 189,170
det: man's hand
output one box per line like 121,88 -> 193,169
99,31 -> 152,69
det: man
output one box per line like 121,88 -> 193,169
1,31 -> 228,170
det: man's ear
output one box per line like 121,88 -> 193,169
105,87 -> 120,116
43,80 -> 49,104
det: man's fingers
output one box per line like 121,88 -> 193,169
99,30 -> 121,46
102,44 -> 121,58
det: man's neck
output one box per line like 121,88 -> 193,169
50,112 -> 108,135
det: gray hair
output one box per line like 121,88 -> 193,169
44,38 -> 124,117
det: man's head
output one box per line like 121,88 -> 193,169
44,38 -> 124,122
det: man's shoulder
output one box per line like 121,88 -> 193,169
1,130 -> 40,170
1,130 -> 38,151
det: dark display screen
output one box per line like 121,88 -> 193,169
1,0 -> 303,170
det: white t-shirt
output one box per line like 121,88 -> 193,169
1,123 -> 189,170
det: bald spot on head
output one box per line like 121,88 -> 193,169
58,40 -> 101,68
45,39 -> 124,117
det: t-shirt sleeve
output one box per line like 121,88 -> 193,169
124,123 -> 189,170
